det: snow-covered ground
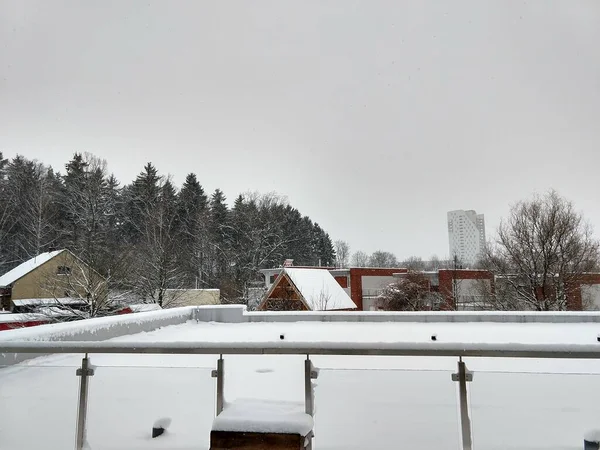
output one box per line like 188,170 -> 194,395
2,321 -> 600,449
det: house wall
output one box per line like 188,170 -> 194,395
566,274 -> 600,310
582,285 -> 600,310
11,251 -> 105,301
349,268 -> 408,310
438,269 -> 494,310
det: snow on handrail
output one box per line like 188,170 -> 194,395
2,340 -> 600,359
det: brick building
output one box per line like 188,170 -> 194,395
260,266 -> 408,311
260,264 -> 600,312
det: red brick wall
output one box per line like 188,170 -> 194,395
349,268 -> 408,310
334,276 -> 348,288
438,269 -> 494,310
565,274 -> 600,310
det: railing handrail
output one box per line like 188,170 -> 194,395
2,340 -> 600,359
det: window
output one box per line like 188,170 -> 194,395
57,266 -> 71,275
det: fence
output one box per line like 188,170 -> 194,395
3,339 -> 600,450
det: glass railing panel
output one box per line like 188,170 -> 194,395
315,367 -> 461,449
469,361 -> 600,450
0,354 -> 82,449
86,363 -> 216,449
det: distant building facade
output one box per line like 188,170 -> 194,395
259,266 -> 408,311
447,210 -> 486,267
259,262 -> 600,312
0,250 -> 107,311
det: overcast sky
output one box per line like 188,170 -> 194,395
1,1 -> 599,261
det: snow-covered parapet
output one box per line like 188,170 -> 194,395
0,306 -> 196,366
212,398 -> 313,436
0,306 -> 195,342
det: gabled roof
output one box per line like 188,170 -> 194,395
0,250 -> 65,287
282,268 -> 356,311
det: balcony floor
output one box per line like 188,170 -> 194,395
1,320 -> 600,449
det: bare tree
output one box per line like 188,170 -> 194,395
37,253 -> 116,320
469,277 -> 521,311
378,272 -> 443,311
312,286 -> 333,311
482,191 -> 600,311
334,240 -> 350,268
350,250 -> 370,267
368,251 -> 398,268
402,256 -> 425,271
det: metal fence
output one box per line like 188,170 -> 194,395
3,340 -> 600,450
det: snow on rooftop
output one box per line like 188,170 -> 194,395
284,268 -> 356,311
128,304 -> 163,313
0,250 -> 65,287
12,297 -> 85,307
0,313 -> 47,323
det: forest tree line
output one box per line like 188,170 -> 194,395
0,152 -> 336,305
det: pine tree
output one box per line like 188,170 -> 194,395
123,162 -> 161,244
176,173 -> 209,288
312,223 -> 336,266
209,189 -> 230,286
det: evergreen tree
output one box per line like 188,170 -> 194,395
62,153 -> 88,250
175,173 -> 209,288
312,223 -> 336,266
123,162 -> 161,244
209,189 -> 230,286
0,152 -> 338,312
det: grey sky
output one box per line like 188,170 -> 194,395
1,1 -> 599,261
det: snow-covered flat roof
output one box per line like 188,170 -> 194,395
4,319 -> 600,449
284,268 -> 356,310
0,250 -> 65,287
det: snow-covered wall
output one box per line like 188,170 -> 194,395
4,305 -> 600,366
201,305 -> 600,324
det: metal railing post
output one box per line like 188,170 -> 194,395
75,354 -> 94,450
304,356 -> 318,450
452,357 -> 473,450
211,355 -> 225,416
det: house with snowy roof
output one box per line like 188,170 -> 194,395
257,267 -> 356,311
0,249 -> 106,312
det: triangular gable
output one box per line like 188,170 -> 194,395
0,250 -> 66,288
258,271 -> 311,311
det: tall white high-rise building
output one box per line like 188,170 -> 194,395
447,210 -> 486,267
